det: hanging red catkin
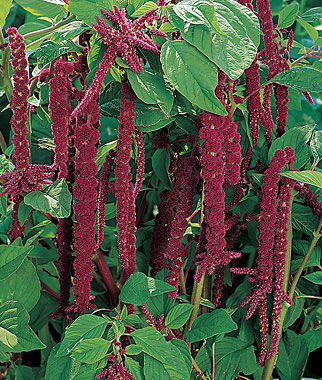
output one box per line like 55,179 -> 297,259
72,98 -> 101,312
115,81 -> 137,284
294,183 -> 322,217
49,59 -> 74,178
97,151 -> 115,248
133,129 -> 145,200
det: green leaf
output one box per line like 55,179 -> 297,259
304,271 -> 322,284
69,0 -> 115,25
131,1 -> 157,17
45,343 -> 81,380
278,3 -> 299,28
303,329 -> 322,352
0,259 -> 41,311
125,356 -> 145,380
269,67 -> 322,92
281,170 -> 322,189
297,18 -> 319,42
268,124 -> 315,169
0,301 -> 45,352
291,239 -> 321,273
169,339 -> 192,372
127,69 -> 174,116
15,0 -> 65,17
300,7 -> 322,22
160,40 -> 227,115
56,315 -> 108,357
24,179 -> 72,219
35,40 -> 82,65
165,303 -> 194,329
0,245 -> 33,281
137,117 -> 175,133
144,353 -> 189,380
71,338 -> 110,364
126,344 -> 143,355
0,0 -> 11,27
186,309 -> 237,342
152,148 -> 172,189
171,0 -> 260,80
52,21 -> 91,42
283,296 -> 305,329
310,130 -> 322,167
292,204 -> 319,235
18,201 -> 33,226
96,141 -> 117,170
239,346 -> 258,375
120,272 -> 175,305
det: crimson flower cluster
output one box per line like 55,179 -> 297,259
115,82 -> 137,284
133,129 -> 145,200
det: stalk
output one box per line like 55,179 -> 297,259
262,210 -> 322,380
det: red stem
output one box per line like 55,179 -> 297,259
40,281 -> 60,299
94,249 -> 120,306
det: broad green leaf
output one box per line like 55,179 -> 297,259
0,245 -> 33,280
292,204 -> 319,236
52,21 -> 90,42
268,124 -> 315,169
283,297 -> 305,329
169,339 -> 192,373
303,329 -> 322,352
126,344 -> 144,355
18,201 -> 33,226
127,69 -> 174,116
291,239 -> 321,273
45,344 -> 81,380
281,170 -> 322,189
269,67 -> 322,92
35,40 -> 82,64
135,102 -> 168,127
165,303 -> 194,329
71,338 -> 110,364
131,1 -> 157,17
69,0 -> 115,25
186,309 -> 237,342
278,3 -> 299,28
152,148 -> 172,189
24,179 -> 72,219
15,0 -> 65,17
0,259 -> 41,311
137,117 -> 175,132
160,40 -> 227,115
239,346 -> 258,375
170,0 -> 260,79
300,7 -> 322,22
125,356 -> 145,380
144,353 -> 189,380
297,18 -> 319,42
0,301 -> 45,352
120,272 -> 175,305
304,271 -> 322,284
56,315 -> 108,356
0,0 -> 12,27
14,365 -> 35,380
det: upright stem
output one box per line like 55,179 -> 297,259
262,209 -> 321,380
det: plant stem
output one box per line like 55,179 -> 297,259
23,16 -> 75,40
191,356 -> 207,380
179,267 -> 187,294
185,271 -> 205,332
262,210 -> 321,380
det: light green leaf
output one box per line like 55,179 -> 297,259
0,245 -> 33,280
71,338 -> 110,364
15,0 -> 65,17
278,3 -> 299,28
281,170 -> 322,189
0,259 -> 41,311
69,0 -> 115,25
0,0 -> 12,27
297,18 -> 319,41
127,69 -> 174,116
160,40 -> 227,115
165,304 -> 194,329
186,309 -> 237,342
131,1 -> 157,17
52,21 -> 90,42
56,315 -> 108,357
24,179 -> 72,219
35,40 -> 82,64
304,271 -> 322,284
300,7 -> 322,22
0,301 -> 45,352
269,67 -> 322,92
120,272 -> 175,305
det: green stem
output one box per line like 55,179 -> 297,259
262,211 -> 321,380
0,29 -> 13,100
23,16 -> 75,40
185,271 -> 205,333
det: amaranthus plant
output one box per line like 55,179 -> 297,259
0,0 -> 321,379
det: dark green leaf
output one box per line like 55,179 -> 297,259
269,67 -> 322,92
186,309 -> 237,342
169,339 -> 192,373
0,245 -> 33,280
152,148 -> 172,189
127,69 -> 174,116
71,338 -> 110,364
125,356 -> 145,380
137,117 -> 175,132
160,40 -> 227,115
18,201 -> 33,226
24,179 -> 72,219
172,0 -> 260,79
292,204 -> 319,235
239,346 -> 258,375
283,296 -> 305,329
291,239 -> 321,273
36,40 -> 82,67
165,303 -> 194,329
56,315 -> 108,356
119,272 -> 175,305
304,271 -> 322,284
302,329 -> 322,352
281,170 -> 322,189
0,301 -> 45,352
0,259 -> 41,311
278,3 -> 299,28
